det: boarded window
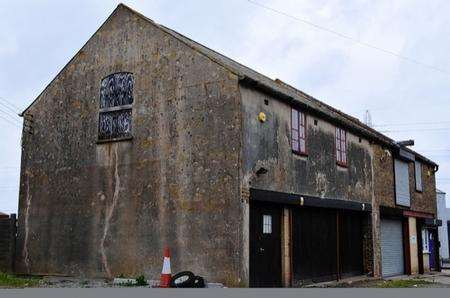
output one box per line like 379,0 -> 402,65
98,72 -> 134,141
415,161 -> 423,192
335,127 -> 347,166
291,108 -> 306,154
394,159 -> 410,207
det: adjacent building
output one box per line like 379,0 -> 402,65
373,144 -> 439,276
437,190 -> 449,263
16,4 -> 440,287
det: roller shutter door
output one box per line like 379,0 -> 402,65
381,219 -> 404,277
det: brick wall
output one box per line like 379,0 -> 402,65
362,213 -> 374,275
373,144 -> 437,216
409,162 -> 437,215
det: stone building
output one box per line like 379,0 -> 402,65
437,190 -> 449,262
372,143 -> 439,276
16,4 -> 439,287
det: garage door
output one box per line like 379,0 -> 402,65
381,219 -> 404,277
292,207 -> 364,283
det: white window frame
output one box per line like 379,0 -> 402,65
262,215 -> 272,234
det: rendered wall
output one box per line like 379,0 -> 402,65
17,5 -> 244,286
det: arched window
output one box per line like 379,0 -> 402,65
98,72 -> 134,141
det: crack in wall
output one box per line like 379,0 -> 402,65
100,145 -> 121,278
22,175 -> 31,273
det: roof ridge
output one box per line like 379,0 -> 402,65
21,4 -> 438,167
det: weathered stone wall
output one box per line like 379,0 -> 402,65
240,85 -> 374,203
362,214 -> 374,275
372,143 -> 437,277
373,144 -> 396,209
410,162 -> 437,215
17,6 -> 244,286
239,85 -> 375,281
372,144 -> 437,215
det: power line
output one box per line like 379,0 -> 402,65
374,121 -> 450,127
0,97 -> 21,112
245,0 -> 450,76
0,101 -> 19,116
0,114 -> 21,129
0,107 -> 21,124
380,128 -> 450,133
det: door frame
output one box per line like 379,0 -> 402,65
249,200 -> 283,287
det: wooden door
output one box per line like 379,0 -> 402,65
339,210 -> 363,278
292,207 -> 338,283
250,202 -> 282,287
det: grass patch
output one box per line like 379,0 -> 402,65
377,279 -> 434,288
0,272 -> 40,288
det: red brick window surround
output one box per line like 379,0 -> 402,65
335,127 -> 347,166
291,107 -> 306,155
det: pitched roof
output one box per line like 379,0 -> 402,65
120,5 -> 438,167
22,3 -> 438,167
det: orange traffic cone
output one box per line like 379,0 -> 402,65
159,247 -> 171,288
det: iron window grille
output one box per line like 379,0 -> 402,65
98,72 -> 134,141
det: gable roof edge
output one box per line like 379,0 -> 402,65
20,5 -> 130,116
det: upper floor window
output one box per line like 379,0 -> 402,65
98,72 -> 134,141
291,107 -> 306,155
415,161 -> 423,192
335,127 -> 347,166
394,158 -> 410,207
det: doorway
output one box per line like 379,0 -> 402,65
249,201 -> 282,287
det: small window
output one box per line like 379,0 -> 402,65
291,108 -> 306,154
262,215 -> 272,234
335,127 -> 347,166
415,161 -> 423,192
98,72 -> 134,141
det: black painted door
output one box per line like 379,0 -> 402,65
448,221 -> 450,258
250,202 -> 282,287
293,207 -> 338,283
292,207 -> 364,284
339,210 -> 363,277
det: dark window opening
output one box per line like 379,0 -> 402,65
336,127 -> 347,166
264,99 -> 269,105
415,161 -> 423,192
291,107 -> 307,155
98,72 -> 134,141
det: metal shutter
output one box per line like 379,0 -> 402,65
394,159 -> 410,207
381,219 -> 404,277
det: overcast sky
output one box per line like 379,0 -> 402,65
1,0 -> 449,214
